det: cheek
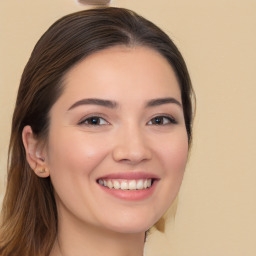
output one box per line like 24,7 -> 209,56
168,138 -> 188,171
45,130 -> 112,219
46,130 -> 110,181
158,131 -> 188,172
155,130 -> 188,193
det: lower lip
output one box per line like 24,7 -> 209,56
97,180 -> 158,201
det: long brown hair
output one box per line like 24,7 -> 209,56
0,7 -> 194,256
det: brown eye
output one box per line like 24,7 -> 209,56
147,116 -> 177,125
79,116 -> 109,125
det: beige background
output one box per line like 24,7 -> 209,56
0,0 -> 255,255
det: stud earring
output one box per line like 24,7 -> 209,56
34,166 -> 50,177
38,168 -> 46,174
35,167 -> 49,176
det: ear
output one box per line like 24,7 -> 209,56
22,125 -> 50,178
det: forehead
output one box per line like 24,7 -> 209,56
60,45 -> 181,104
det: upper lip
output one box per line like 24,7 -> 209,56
97,172 -> 160,180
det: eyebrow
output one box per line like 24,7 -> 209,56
68,98 -> 117,110
67,97 -> 182,111
145,97 -> 182,108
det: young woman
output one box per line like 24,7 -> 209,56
0,7 -> 194,256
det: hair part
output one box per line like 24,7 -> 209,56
0,7 -> 194,255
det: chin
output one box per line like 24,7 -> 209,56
102,214 -> 160,234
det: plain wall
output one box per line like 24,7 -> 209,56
0,0 -> 255,255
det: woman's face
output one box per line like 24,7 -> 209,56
45,46 -> 188,233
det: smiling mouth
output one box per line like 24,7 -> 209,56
97,178 -> 154,190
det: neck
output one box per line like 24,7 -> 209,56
50,211 -> 145,256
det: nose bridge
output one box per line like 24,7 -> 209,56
112,121 -> 152,164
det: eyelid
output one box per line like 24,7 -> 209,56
77,113 -> 177,126
147,114 -> 177,125
78,114 -> 110,126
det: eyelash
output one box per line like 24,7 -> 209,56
78,115 -> 177,126
147,115 -> 177,125
78,116 -> 109,126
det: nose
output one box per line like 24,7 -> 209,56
112,125 -> 152,164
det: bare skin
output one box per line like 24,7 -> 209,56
23,46 -> 188,256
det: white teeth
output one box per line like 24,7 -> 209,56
143,180 -> 148,189
120,181 -> 128,190
113,180 -> 120,189
107,180 -> 113,189
136,180 -> 144,190
128,180 -> 136,190
98,178 -> 153,190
